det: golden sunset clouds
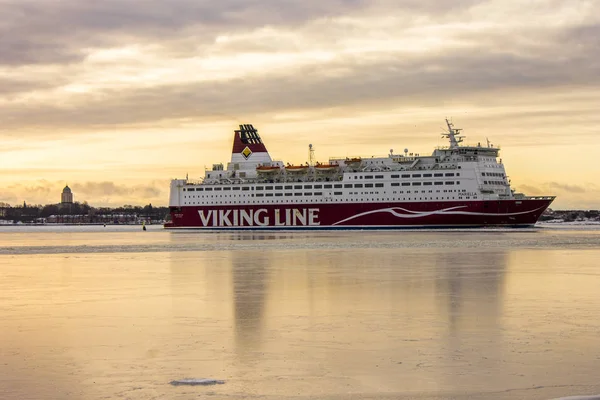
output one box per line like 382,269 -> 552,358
1,0 -> 599,207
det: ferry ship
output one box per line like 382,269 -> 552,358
165,121 -> 554,229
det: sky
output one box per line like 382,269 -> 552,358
0,0 -> 599,209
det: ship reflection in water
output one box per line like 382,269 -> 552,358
223,243 -> 512,396
1,228 -> 600,399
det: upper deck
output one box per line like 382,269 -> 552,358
199,120 -> 504,186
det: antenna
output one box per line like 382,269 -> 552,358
308,144 -> 315,166
442,118 -> 464,149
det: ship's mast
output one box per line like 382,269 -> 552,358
442,118 -> 464,150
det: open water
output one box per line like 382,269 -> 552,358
1,224 -> 600,400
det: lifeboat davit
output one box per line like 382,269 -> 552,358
315,163 -> 339,172
256,165 -> 280,174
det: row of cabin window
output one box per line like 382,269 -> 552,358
184,180 -> 460,192
484,180 -> 505,185
482,172 -> 504,177
184,188 -> 469,203
255,192 -> 324,197
348,172 -> 458,179
182,173 -> 463,192
391,181 -> 459,186
256,184 -> 332,190
388,172 -> 458,178
183,196 -> 475,205
185,187 -> 466,200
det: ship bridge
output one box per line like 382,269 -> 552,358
434,119 -> 501,160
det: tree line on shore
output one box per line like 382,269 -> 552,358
541,209 -> 599,222
0,201 -> 169,224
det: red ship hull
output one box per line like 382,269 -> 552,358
165,198 -> 553,229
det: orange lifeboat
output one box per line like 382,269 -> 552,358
285,164 -> 309,172
256,165 -> 280,174
345,157 -> 362,167
314,162 -> 339,172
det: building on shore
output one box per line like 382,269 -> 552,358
61,185 -> 73,205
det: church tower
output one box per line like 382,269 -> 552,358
61,185 -> 73,204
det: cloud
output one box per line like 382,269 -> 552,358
1,180 -> 167,207
0,4 -> 597,107
72,181 -> 162,198
519,182 -> 592,195
2,181 -> 59,205
518,184 -> 545,196
0,0 -> 598,136
8,181 -> 55,196
0,77 -> 67,97
1,0 -> 599,208
1,46 -> 599,134
0,0 -> 384,67
0,192 -> 18,205
1,0 -> 485,61
547,182 -> 588,194
515,181 -> 600,209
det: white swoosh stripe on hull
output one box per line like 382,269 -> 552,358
332,205 -> 547,226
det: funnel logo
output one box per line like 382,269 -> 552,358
241,146 -> 252,159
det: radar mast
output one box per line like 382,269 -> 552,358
442,118 -> 464,150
